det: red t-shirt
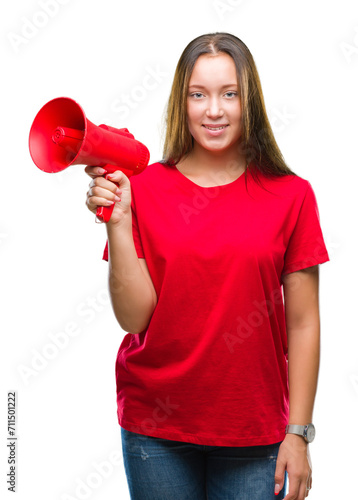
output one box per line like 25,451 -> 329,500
103,161 -> 330,447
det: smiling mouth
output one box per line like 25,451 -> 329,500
202,125 -> 229,131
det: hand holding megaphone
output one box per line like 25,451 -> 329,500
85,166 -> 132,227
29,97 -> 150,222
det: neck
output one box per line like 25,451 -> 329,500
187,142 -> 246,173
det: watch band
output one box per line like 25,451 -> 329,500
286,424 -> 305,435
285,423 -> 315,443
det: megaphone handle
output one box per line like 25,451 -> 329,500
96,201 -> 115,223
96,175 -> 119,222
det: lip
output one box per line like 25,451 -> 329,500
202,124 -> 228,128
202,124 -> 229,136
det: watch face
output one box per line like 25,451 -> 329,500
306,424 -> 316,442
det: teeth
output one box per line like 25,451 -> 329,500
205,126 -> 226,130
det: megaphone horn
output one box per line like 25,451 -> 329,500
29,97 -> 150,222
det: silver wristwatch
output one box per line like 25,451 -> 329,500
285,423 -> 316,443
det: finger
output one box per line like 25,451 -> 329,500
297,479 -> 308,500
87,180 -> 121,207
274,459 -> 286,496
305,477 -> 312,498
283,477 -> 300,500
105,170 -> 129,185
87,189 -> 121,212
88,183 -> 120,200
86,195 -> 115,213
84,165 -> 107,178
89,176 -> 121,195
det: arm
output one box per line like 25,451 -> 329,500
285,265 -> 320,426
86,166 -> 157,334
274,265 -> 320,499
106,220 -> 157,334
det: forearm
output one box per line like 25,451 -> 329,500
287,320 -> 320,424
106,218 -> 157,334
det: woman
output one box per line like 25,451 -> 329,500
86,32 -> 329,500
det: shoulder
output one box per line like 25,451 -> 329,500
249,165 -> 312,201
252,165 -> 308,189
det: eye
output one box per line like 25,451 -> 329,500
190,92 -> 204,99
225,91 -> 237,98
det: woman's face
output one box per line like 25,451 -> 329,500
186,52 -> 243,156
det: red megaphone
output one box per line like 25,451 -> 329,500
29,97 -> 150,222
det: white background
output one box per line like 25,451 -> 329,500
1,0 -> 357,498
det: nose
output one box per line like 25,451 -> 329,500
205,97 -> 224,119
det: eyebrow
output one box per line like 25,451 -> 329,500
188,84 -> 238,89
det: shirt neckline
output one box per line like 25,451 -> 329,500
172,163 -> 248,191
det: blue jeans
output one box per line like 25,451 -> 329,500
121,427 -> 288,500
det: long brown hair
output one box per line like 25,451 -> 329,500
161,32 -> 296,182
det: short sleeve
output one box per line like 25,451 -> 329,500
282,181 -> 330,275
102,195 -> 145,262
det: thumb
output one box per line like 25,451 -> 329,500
274,458 -> 286,496
106,169 -> 130,186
